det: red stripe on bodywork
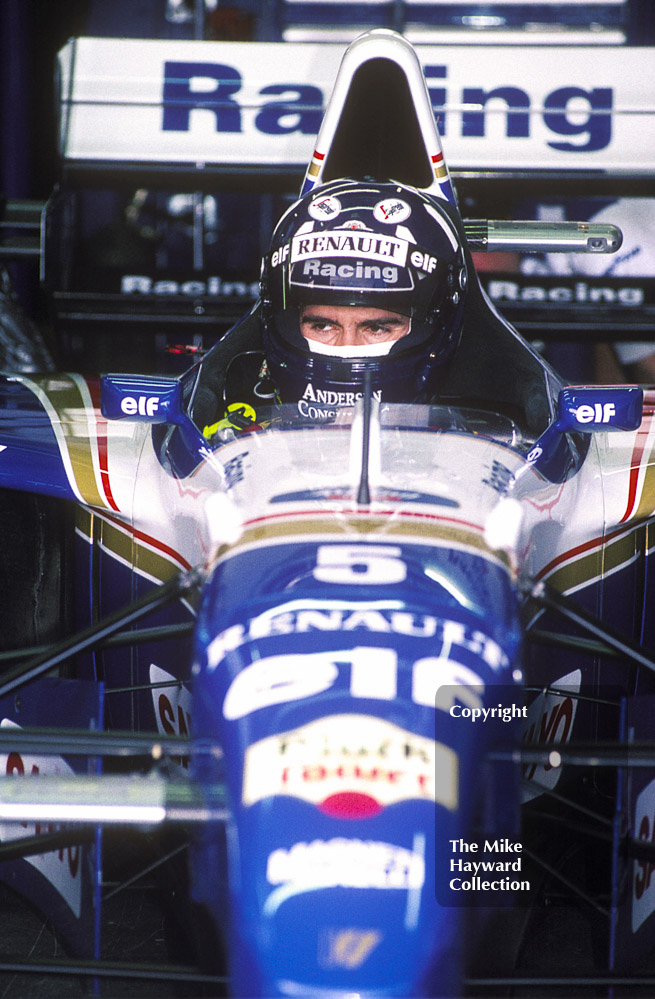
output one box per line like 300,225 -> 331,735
87,376 -> 120,512
131,524 -> 193,572
101,509 -> 193,572
619,406 -> 653,524
242,507 -> 485,535
535,522 -> 634,583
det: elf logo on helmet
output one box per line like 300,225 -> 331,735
411,250 -> 438,274
271,244 -> 290,268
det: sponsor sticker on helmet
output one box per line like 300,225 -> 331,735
290,230 -> 408,266
292,259 -> 413,293
373,199 -> 412,224
308,195 -> 342,220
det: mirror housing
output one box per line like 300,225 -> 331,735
526,386 -> 643,477
555,386 -> 643,434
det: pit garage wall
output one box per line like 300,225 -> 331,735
3,4 -> 655,376
44,32 -> 654,375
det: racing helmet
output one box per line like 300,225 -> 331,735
260,179 -> 468,408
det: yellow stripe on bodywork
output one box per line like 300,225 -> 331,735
542,525 -> 644,597
215,514 -> 511,571
632,458 -> 655,523
76,507 -> 187,586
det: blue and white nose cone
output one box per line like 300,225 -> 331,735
190,537 -> 523,997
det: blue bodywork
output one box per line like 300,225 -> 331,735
0,375 -> 79,500
0,363 -> 653,993
191,540 -> 523,995
0,14 -> 653,987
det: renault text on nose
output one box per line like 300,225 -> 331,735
162,62 -> 613,152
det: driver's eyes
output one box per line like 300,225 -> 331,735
302,320 -> 331,331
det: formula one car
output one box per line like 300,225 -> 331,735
1,28 -> 655,998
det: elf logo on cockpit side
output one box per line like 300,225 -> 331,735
162,62 -> 613,152
120,395 -> 161,417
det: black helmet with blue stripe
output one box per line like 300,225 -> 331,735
260,179 -> 467,408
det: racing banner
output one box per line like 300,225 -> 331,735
57,38 -> 655,176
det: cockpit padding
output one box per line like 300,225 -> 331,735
437,199 -> 556,436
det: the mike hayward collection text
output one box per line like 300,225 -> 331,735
448,839 -> 531,893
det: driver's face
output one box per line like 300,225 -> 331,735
300,305 -> 410,347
